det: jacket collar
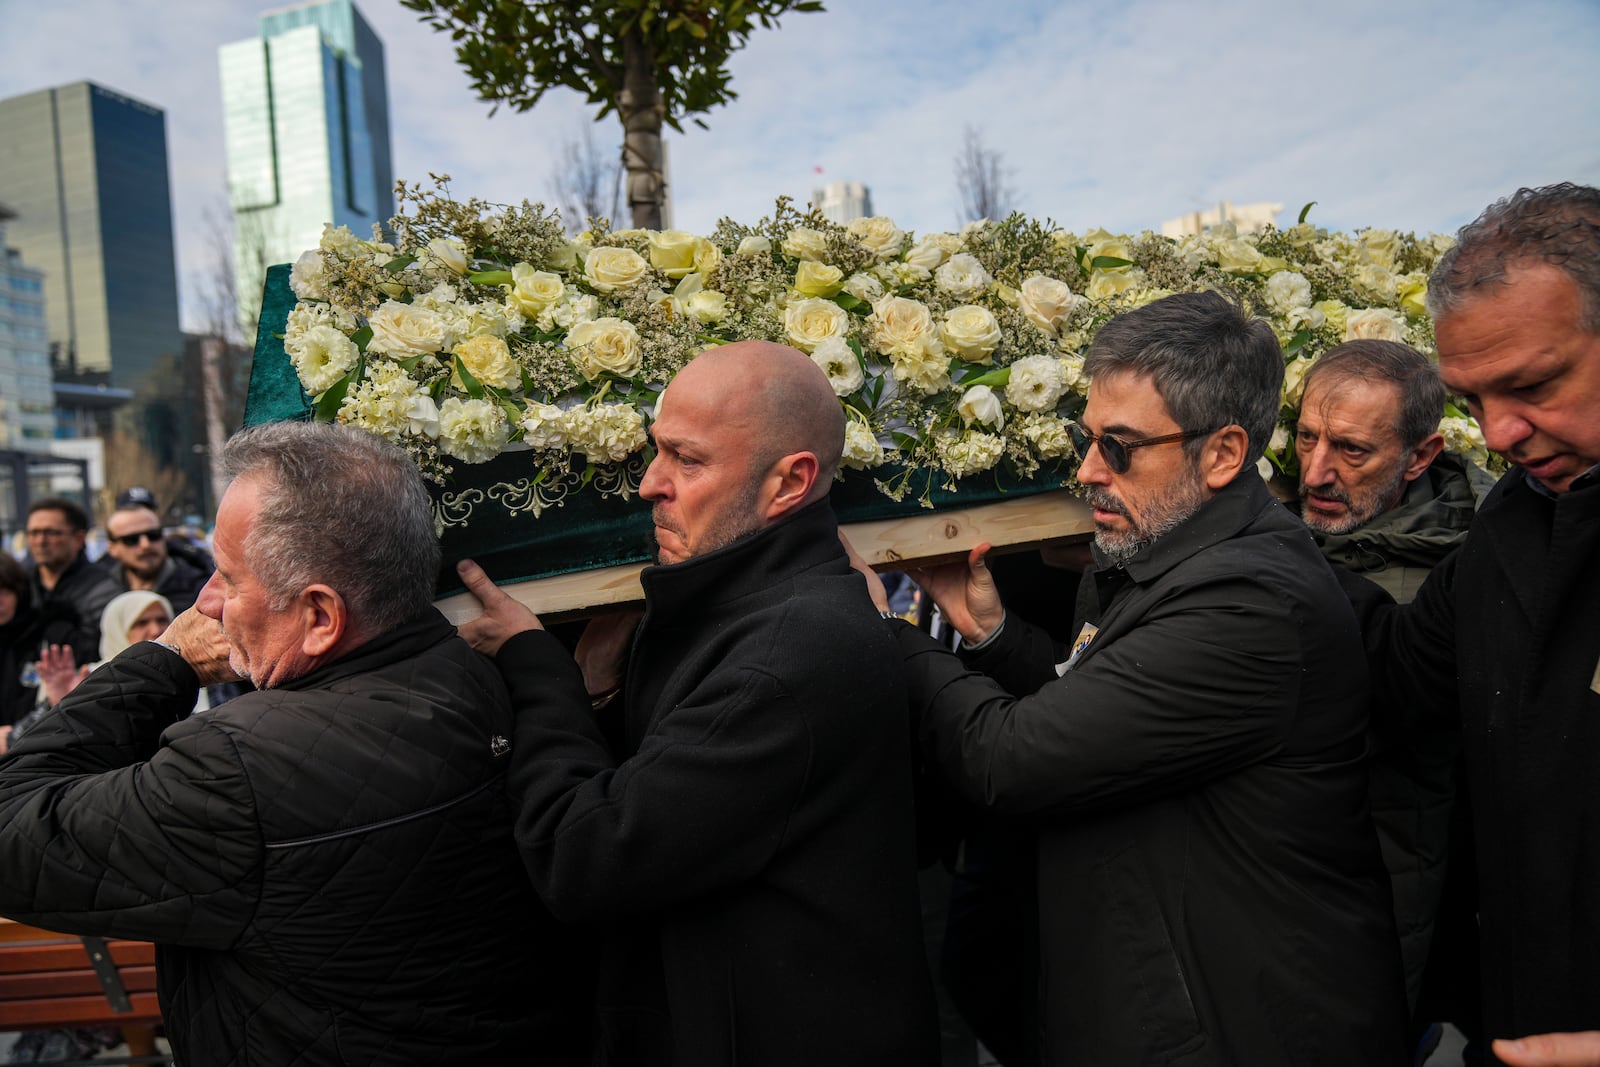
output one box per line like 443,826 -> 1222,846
639,497 -> 844,621
276,609 -> 456,692
1091,472 -> 1276,586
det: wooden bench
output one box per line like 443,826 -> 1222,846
0,919 -> 168,1065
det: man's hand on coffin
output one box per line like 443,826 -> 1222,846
575,609 -> 642,699
908,543 -> 1005,645
455,559 -> 545,657
837,531 -> 891,611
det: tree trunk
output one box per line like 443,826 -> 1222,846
618,26 -> 665,230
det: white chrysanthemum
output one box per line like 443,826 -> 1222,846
1016,413 -> 1073,458
937,430 -> 1005,478
318,223 -> 367,259
286,300 -> 357,336
521,402 -> 569,450
957,384 -> 1005,429
810,336 -> 864,396
1264,271 -> 1313,315
289,250 -> 330,301
337,362 -> 423,441
288,325 -> 358,396
567,403 -> 648,463
841,421 -> 886,470
1005,354 -> 1068,412
889,347 -> 951,396
437,397 -> 510,463
935,254 -> 993,300
545,293 -> 601,332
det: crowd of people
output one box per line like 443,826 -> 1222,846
0,182 -> 1594,1067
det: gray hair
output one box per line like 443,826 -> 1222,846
221,422 -> 439,634
1427,183 -> 1600,331
1301,340 -> 1445,450
1084,290 -> 1283,462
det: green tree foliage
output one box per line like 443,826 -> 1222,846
402,0 -> 825,229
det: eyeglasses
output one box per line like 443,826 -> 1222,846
24,527 -> 71,540
109,528 -> 164,548
1069,423 -> 1212,475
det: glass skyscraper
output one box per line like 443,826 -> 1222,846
219,0 -> 394,329
0,206 -> 55,450
0,82 -> 183,393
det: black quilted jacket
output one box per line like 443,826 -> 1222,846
0,611 -> 591,1066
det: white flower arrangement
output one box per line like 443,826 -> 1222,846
282,179 -> 1483,505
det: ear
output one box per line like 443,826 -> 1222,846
1199,425 -> 1252,491
297,585 -> 350,658
1402,432 -> 1445,482
763,451 -> 821,520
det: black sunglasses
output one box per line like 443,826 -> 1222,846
109,528 -> 164,548
1068,423 -> 1211,475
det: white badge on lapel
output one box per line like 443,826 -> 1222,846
1057,623 -> 1099,676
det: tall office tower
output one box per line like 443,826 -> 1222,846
813,180 -> 873,225
0,207 -> 55,450
0,82 -> 183,393
220,0 -> 394,331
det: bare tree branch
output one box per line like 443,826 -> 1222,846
550,125 -> 625,233
954,125 -> 1018,225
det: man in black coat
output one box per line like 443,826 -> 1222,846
1345,184 -> 1600,1067
21,496 -> 119,664
458,340 -> 938,1067
0,422 -> 591,1065
859,292 -> 1409,1066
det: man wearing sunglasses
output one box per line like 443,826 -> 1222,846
101,500 -> 212,614
861,291 -> 1407,1065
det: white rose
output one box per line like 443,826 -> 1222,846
452,334 -> 522,391
842,272 -> 885,304
1343,307 -> 1407,343
904,238 -> 948,271
367,301 -> 450,357
1282,354 -> 1319,406
1085,270 -> 1143,301
810,336 -> 864,396
1005,354 -> 1068,412
407,392 -> 439,438
841,421 -> 886,470
870,296 -> 940,359
288,324 -> 358,396
1358,228 -> 1401,270
1354,264 -> 1398,302
939,305 -> 1002,363
846,215 -> 907,260
426,238 -> 470,276
565,317 -> 643,379
507,263 -> 565,316
436,396 -> 510,464
648,230 -> 701,279
289,250 -> 330,301
1018,274 -> 1079,335
737,235 -> 773,256
546,240 -> 581,273
935,254 -> 993,300
583,245 -> 650,293
1215,238 -> 1265,274
957,384 -> 1005,429
781,227 -> 829,261
784,297 -> 850,353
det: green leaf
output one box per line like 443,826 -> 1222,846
350,325 -> 374,352
384,254 -> 417,274
314,367 -> 357,421
832,292 -> 865,311
1298,201 -> 1317,225
1284,328 -> 1312,355
454,356 -> 485,399
468,269 -> 514,286
1089,255 -> 1134,271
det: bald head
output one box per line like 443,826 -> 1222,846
673,340 -> 846,502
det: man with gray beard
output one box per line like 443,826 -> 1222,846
858,291 -> 1408,1065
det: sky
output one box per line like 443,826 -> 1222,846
1,0 -> 1597,334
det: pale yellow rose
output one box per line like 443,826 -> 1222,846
1282,354 -> 1319,407
694,239 -> 721,276
842,272 -> 885,304
546,240 -> 581,273
870,296 -> 940,359
583,245 -> 650,293
506,263 -> 565,316
1018,274 -> 1078,335
904,239 -> 948,271
846,215 -> 906,260
565,316 -> 643,379
1086,269 -> 1142,301
737,235 -> 773,256
782,227 -> 829,261
1313,299 -> 1350,336
1354,264 -> 1398,302
1343,308 -> 1407,343
957,384 -> 1005,429
367,301 -> 450,357
784,297 -> 850,352
1357,228 -> 1401,270
1397,273 -> 1429,319
426,238 -> 470,276
1083,228 -> 1135,271
452,334 -> 521,391
648,230 -> 700,278
1283,222 -> 1320,248
939,305 -> 1002,363
683,289 -> 727,324
1215,238 -> 1266,274
794,260 -> 845,298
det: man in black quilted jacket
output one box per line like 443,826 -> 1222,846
0,422 -> 591,1065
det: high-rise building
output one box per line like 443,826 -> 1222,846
219,0 -> 394,329
0,82 -> 183,392
0,206 -> 55,450
1160,200 -> 1285,238
813,181 -> 873,225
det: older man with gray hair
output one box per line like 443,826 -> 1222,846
0,421 -> 590,1065
865,291 -> 1408,1065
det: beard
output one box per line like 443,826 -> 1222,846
1299,462 -> 1409,535
1084,466 -> 1208,567
648,477 -> 767,564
